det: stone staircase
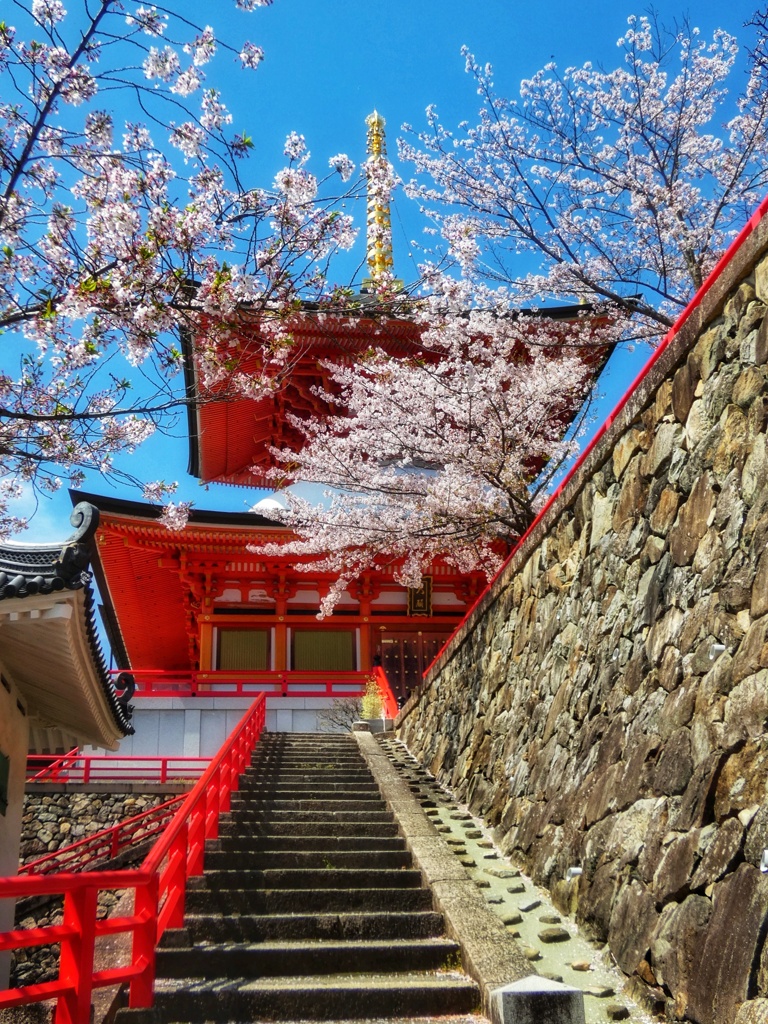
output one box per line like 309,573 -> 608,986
116,732 -> 481,1023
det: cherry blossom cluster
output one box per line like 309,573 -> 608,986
0,0 -> 362,536
399,15 -> 768,343
251,306 -> 621,615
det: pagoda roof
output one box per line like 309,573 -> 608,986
183,301 -> 614,489
184,307 -> 423,489
0,505 -> 133,750
71,491 -> 290,672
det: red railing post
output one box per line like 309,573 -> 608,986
187,798 -> 205,877
165,824 -> 189,928
130,873 -> 159,1008
206,765 -> 222,836
57,882 -> 98,1024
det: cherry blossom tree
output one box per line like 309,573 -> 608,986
253,12 -> 768,612
400,12 -> 768,342
255,290 -> 619,617
0,0 -> 361,535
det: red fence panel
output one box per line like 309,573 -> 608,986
0,693 -> 266,1024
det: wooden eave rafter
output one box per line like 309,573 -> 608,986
0,590 -> 125,750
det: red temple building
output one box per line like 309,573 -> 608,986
75,491 -> 487,748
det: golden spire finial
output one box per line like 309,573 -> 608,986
363,111 -> 402,291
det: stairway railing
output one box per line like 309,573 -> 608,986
0,692 -> 266,1024
19,795 -> 186,876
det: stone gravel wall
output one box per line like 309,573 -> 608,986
19,790 -> 165,865
398,223 -> 768,1024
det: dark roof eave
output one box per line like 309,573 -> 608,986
68,490 -> 284,529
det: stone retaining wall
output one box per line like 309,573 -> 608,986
398,218 -> 768,1024
20,790 -> 166,865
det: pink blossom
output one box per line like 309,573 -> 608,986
329,153 -> 355,182
32,0 -> 67,25
239,42 -> 264,70
184,26 -> 216,67
283,131 -> 308,162
143,46 -> 180,82
158,501 -> 193,532
125,6 -> 167,36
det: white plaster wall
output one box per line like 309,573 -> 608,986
0,670 -> 30,988
86,696 -> 348,760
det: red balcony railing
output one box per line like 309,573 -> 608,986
0,692 -> 266,1024
26,753 -> 210,785
117,668 -> 371,699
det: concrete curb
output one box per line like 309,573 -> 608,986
355,731 -> 537,1022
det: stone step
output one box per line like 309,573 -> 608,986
187,868 -> 424,891
155,938 -> 460,978
118,971 -> 479,1022
224,808 -> 393,823
237,787 -> 380,798
173,911 -> 446,944
184,886 -> 435,915
239,779 -> 379,791
203,849 -> 412,871
240,774 -> 372,782
207,835 -> 407,854
229,797 -> 385,812
217,820 -> 400,838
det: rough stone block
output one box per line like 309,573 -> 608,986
491,977 -> 585,1024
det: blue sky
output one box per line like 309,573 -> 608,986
14,0 -> 764,539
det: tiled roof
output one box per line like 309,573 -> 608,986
0,503 -> 133,738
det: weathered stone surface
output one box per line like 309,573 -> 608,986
668,472 -> 717,565
653,728 -> 693,796
685,865 -> 768,1024
650,895 -> 712,1009
713,738 -> 768,819
744,802 -> 768,868
752,548 -> 768,619
733,999 -> 768,1024
649,487 -> 681,536
607,879 -> 658,975
652,828 -> 700,902
672,362 -> 695,423
690,815 -> 744,890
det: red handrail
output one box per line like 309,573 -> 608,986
26,754 -> 210,785
26,747 -> 80,782
19,796 -> 185,876
372,665 -> 399,719
0,693 -> 266,1024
